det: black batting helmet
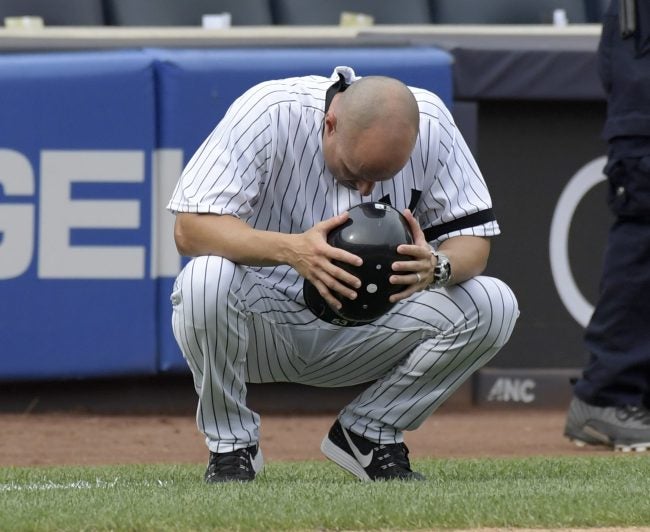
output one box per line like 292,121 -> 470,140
303,202 -> 414,327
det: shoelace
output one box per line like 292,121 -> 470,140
373,443 -> 413,472
616,405 -> 650,425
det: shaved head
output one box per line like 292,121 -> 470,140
323,76 -> 420,193
337,76 -> 420,142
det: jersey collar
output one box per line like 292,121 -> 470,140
325,72 -> 349,113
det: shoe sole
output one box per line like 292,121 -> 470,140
568,437 -> 650,452
252,448 -> 265,475
320,436 -> 371,482
565,428 -> 650,452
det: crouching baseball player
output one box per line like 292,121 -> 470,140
167,67 -> 519,482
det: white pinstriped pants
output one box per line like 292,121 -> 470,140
171,255 -> 519,453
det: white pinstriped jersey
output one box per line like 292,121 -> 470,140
167,66 -> 499,300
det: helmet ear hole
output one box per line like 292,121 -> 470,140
303,202 -> 414,327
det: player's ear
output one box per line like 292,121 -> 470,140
324,111 -> 337,137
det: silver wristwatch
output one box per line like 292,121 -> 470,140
430,249 -> 452,289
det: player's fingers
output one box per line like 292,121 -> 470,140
309,215 -> 362,268
328,245 -> 363,268
317,211 -> 350,233
389,272 -> 426,287
320,260 -> 360,295
395,243 -> 430,260
392,244 -> 434,282
310,278 -> 343,310
388,284 -> 419,303
312,274 -> 357,308
402,209 -> 427,245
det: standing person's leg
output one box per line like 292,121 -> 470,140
566,156 -> 650,450
577,222 -> 650,406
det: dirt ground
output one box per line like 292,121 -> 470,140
0,408 -> 614,468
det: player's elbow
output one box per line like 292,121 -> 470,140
473,238 -> 491,275
173,215 -> 194,256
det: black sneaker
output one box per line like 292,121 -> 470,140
564,396 -> 650,452
204,445 -> 264,483
320,420 -> 424,481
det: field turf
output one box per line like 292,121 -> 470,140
1,456 -> 649,530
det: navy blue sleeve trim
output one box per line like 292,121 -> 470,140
423,208 -> 496,241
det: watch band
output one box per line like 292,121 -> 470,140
430,249 -> 452,289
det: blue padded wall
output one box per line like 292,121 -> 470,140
0,51 -> 157,379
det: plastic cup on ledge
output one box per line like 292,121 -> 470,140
202,13 -> 232,29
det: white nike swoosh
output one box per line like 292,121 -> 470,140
341,426 -> 373,468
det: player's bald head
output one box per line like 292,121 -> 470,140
337,76 -> 420,141
324,76 -> 420,185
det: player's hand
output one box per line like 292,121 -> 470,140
388,209 -> 435,302
290,212 -> 362,311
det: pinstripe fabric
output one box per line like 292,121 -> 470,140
171,256 -> 518,451
167,67 -> 518,451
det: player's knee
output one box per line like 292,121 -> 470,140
182,255 -> 245,319
470,276 -> 519,348
202,255 -> 242,294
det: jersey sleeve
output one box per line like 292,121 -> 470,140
166,83 -> 274,219
416,97 -> 500,244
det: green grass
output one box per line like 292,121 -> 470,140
1,456 -> 649,530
